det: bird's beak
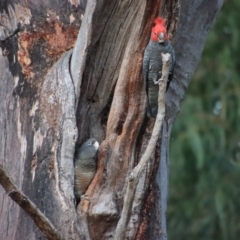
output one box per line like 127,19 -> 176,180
93,141 -> 99,150
158,32 -> 165,43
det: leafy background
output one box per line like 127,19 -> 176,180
168,0 -> 240,239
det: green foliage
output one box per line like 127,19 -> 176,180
168,1 -> 240,239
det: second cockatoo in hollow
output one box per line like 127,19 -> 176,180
74,138 -> 99,205
143,17 -> 175,118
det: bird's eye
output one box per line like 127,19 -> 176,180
88,142 -> 91,145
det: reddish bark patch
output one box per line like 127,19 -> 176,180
18,20 -> 78,78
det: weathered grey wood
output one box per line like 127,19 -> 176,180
0,47 -> 22,240
37,50 -> 82,239
0,1 -> 84,239
0,165 -> 62,240
0,48 -> 81,239
71,0 -> 97,105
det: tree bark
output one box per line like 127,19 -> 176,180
0,165 -> 62,240
0,0 -> 223,239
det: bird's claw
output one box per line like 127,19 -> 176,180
154,78 -> 163,85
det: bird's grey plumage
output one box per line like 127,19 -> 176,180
143,39 -> 175,118
74,138 -> 99,204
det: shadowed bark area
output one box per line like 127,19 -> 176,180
0,0 -> 223,239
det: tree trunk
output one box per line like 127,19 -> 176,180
0,0 -> 223,239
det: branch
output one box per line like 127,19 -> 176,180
0,165 -> 62,240
114,53 -> 171,240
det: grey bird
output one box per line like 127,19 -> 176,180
143,17 -> 175,118
74,138 -> 99,204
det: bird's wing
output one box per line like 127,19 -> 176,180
166,44 -> 176,90
143,50 -> 150,95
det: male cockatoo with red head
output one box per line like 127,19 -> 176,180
143,17 -> 175,118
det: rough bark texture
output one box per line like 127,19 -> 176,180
0,1 -> 85,239
0,0 -> 223,240
0,165 -> 62,240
